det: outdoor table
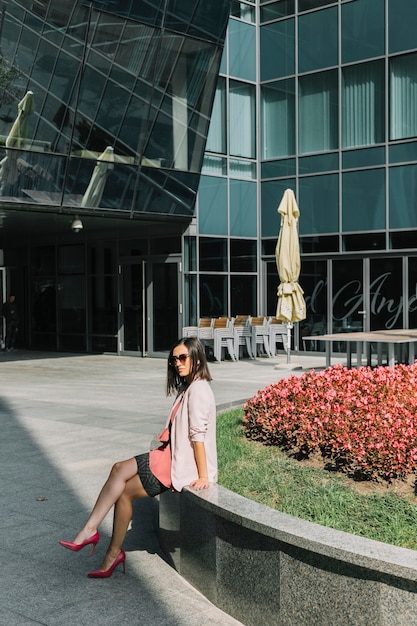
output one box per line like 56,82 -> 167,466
303,330 -> 417,369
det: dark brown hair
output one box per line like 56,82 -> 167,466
166,336 -> 212,395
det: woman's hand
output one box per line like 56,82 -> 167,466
189,477 -> 209,490
190,441 -> 209,490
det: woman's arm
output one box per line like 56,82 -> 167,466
189,441 -> 209,490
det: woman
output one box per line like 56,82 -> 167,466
59,336 -> 217,578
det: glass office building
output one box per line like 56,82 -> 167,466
0,0 -> 230,355
1,0 -> 417,356
198,0 -> 417,351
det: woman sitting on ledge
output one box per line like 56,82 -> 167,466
59,336 -> 217,578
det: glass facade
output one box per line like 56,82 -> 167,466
198,0 -> 417,352
0,0 -> 229,216
2,0 -> 417,356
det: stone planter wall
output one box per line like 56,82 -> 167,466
159,484 -> 417,626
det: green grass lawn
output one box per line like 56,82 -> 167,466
217,408 -> 417,550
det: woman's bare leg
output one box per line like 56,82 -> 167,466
71,458 -> 138,544
95,473 -> 149,571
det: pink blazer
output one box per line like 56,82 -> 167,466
168,379 -> 217,492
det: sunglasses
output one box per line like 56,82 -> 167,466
168,353 -> 190,366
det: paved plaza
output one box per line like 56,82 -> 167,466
0,349 -> 339,625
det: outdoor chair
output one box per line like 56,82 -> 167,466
233,315 -> 254,359
268,318 -> 289,357
250,316 -> 274,358
204,317 -> 236,361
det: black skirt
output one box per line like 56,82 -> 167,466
135,452 -> 169,497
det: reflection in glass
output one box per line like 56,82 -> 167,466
298,7 -> 338,74
200,274 -> 227,317
199,238 -> 227,272
231,275 -> 256,316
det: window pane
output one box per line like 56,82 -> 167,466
229,19 -> 256,81
229,159 -> 256,179
199,274 -> 227,317
408,258 -> 417,329
261,159 -> 296,179
389,164 -> 417,229
230,180 -> 257,237
389,141 -> 417,164
260,1 -> 294,22
390,53 -> 417,141
199,238 -> 227,272
342,0 -> 384,63
299,153 -> 338,174
370,258 -> 403,330
299,174 -> 339,234
230,239 -> 256,272
261,179 -> 295,237
260,19 -> 295,81
58,275 -> 86,333
388,0 -> 417,54
198,176 -> 228,235
342,169 -> 385,231
299,0 -> 334,11
90,275 -> 117,334
205,78 -> 226,153
296,259 -> 327,351
299,71 -> 338,154
229,81 -> 256,158
342,61 -> 385,148
298,7 -> 338,74
261,79 -> 295,158
342,146 -> 385,169
231,275 -> 256,317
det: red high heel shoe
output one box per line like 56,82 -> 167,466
87,549 -> 126,578
59,531 -> 100,557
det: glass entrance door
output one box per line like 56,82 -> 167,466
120,258 -> 181,356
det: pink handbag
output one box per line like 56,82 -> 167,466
149,394 -> 183,487
149,427 -> 171,487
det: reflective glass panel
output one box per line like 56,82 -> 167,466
408,258 -> 417,329
230,239 -> 256,272
260,1 -> 294,21
229,81 -> 256,158
299,174 -> 339,234
199,238 -> 227,272
230,180 -> 257,237
299,71 -> 338,154
298,7 -> 338,74
228,19 -> 256,81
199,274 -> 227,317
198,176 -> 228,235
260,19 -> 295,81
342,61 -> 385,148
231,275 -> 256,318
389,164 -> 417,229
261,79 -> 295,159
388,0 -> 417,54
390,54 -> 417,141
261,179 -> 295,237
342,169 -> 385,231
342,0 -> 384,63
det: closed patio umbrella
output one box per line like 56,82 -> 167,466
81,146 -> 115,207
0,90 -> 34,193
275,188 -> 306,362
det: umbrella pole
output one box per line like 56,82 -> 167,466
286,323 -> 292,364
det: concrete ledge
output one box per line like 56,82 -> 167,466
159,484 -> 417,626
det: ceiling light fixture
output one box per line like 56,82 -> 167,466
71,215 -> 83,233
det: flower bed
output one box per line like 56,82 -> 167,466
243,363 -> 417,481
